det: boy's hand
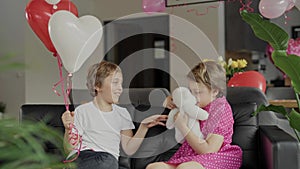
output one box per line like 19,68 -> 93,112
61,111 -> 74,129
141,115 -> 168,128
163,96 -> 176,109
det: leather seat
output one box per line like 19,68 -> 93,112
20,87 -> 300,169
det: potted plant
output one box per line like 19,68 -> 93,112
0,119 -> 75,169
218,57 -> 248,81
0,55 -> 75,168
240,10 -> 300,142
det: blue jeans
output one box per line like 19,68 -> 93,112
76,150 -> 118,169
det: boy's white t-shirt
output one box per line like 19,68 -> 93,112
69,101 -> 135,160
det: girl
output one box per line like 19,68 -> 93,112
147,60 -> 242,169
61,61 -> 167,169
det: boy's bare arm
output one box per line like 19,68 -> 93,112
120,124 -> 148,156
121,115 -> 168,156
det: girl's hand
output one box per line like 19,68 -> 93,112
163,96 -> 176,109
61,111 -> 74,129
174,112 -> 188,130
141,115 -> 168,128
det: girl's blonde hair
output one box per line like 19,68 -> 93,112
187,60 -> 226,97
86,61 -> 121,97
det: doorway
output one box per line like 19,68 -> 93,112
104,15 -> 170,90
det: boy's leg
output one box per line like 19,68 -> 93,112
77,150 -> 118,169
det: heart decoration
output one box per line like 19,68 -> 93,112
25,0 -> 78,54
142,0 -> 166,13
49,11 -> 103,73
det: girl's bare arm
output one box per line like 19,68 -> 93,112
175,113 -> 224,154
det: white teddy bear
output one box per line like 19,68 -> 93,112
166,87 -> 209,143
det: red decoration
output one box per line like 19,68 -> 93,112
227,71 -> 266,93
25,0 -> 78,55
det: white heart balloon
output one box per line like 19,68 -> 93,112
49,10 -> 102,73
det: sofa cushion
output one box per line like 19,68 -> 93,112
232,102 -> 257,126
227,87 -> 269,169
20,104 -> 75,134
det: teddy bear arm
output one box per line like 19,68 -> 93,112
166,108 -> 178,129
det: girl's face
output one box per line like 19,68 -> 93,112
97,71 -> 123,104
188,79 -> 218,108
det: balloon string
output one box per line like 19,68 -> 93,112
63,123 -> 84,163
53,54 -> 71,111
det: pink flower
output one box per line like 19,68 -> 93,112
287,38 -> 300,56
266,38 -> 300,57
265,38 -> 300,78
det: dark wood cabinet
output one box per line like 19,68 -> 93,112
225,0 -> 267,52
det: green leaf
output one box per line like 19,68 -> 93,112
0,118 -> 75,169
289,109 -> 300,132
253,104 -> 288,116
240,10 -> 289,50
271,53 -> 300,93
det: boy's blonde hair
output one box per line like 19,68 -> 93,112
86,61 -> 121,97
187,60 -> 226,97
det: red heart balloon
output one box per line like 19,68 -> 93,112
227,71 -> 267,93
25,0 -> 78,54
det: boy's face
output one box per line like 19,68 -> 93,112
99,71 -> 123,104
188,80 -> 217,108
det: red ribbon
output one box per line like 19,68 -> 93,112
63,123 -> 84,163
239,0 -> 253,12
52,53 -> 72,111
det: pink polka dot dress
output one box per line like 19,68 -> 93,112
167,97 -> 242,169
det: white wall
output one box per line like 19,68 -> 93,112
0,0 -> 224,118
0,0 -> 27,118
165,2 -> 224,90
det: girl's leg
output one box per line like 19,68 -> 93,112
146,162 -> 176,169
176,161 -> 205,169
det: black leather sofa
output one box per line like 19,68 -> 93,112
20,87 -> 300,169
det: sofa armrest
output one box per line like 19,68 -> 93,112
259,125 -> 300,169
